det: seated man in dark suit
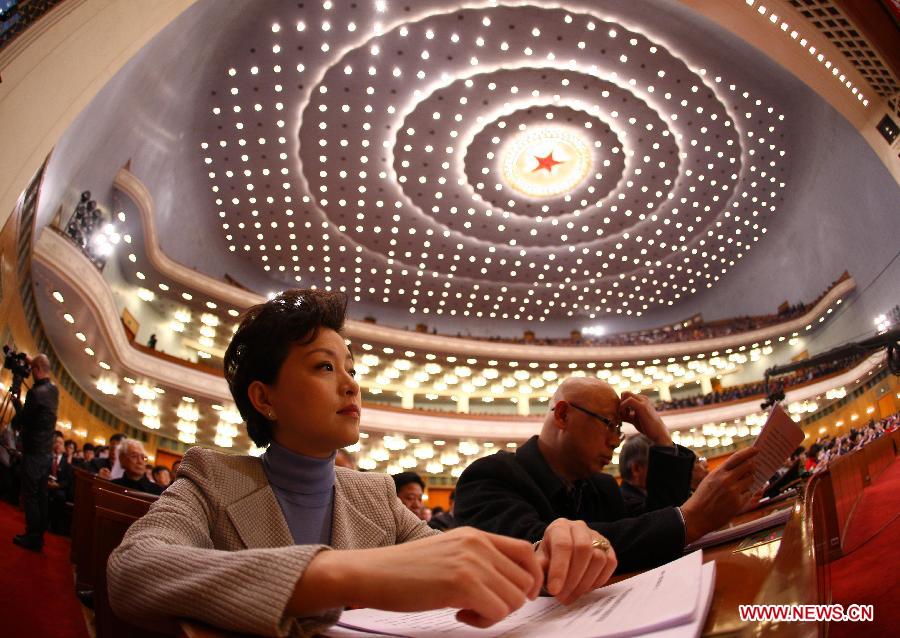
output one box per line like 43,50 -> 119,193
617,434 -> 654,517
48,431 -> 74,534
763,446 -> 805,498
456,377 -> 758,573
428,489 -> 458,531
110,439 -> 162,496
91,433 -> 125,479
72,442 -> 95,471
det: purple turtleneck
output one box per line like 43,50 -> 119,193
261,441 -> 335,545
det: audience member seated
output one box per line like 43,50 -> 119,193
763,446 -> 806,498
654,354 -> 864,412
455,376 -> 759,573
108,290 -> 617,636
77,442 -> 96,468
392,471 -> 426,521
110,439 -> 163,495
366,355 -> 862,417
151,465 -> 172,489
47,431 -> 74,534
88,445 -> 107,471
805,443 -> 822,472
617,434 -> 652,517
808,412 -> 898,473
72,443 -> 94,473
428,490 -> 458,531
64,438 -> 77,465
91,432 -> 125,479
453,274 -> 848,347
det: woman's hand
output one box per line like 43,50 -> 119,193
289,527 -> 543,628
535,518 -> 617,605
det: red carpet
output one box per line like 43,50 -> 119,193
0,500 -> 90,638
829,459 -> 900,638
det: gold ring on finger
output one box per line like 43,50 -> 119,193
591,537 -> 611,552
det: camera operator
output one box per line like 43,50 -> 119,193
10,353 -> 59,552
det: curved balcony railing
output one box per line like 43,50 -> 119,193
113,168 -> 856,363
32,226 -> 883,442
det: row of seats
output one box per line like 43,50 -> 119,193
70,468 -> 164,638
803,429 -> 899,600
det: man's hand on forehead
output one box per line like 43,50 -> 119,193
619,391 -> 674,447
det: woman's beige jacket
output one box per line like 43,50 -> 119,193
107,446 -> 436,637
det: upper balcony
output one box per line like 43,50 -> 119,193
30,205 -> 881,479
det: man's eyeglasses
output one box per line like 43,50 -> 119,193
567,402 -> 623,438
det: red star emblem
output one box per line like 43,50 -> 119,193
532,151 -> 564,173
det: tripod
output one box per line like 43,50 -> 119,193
0,376 -> 29,433
0,380 -> 26,504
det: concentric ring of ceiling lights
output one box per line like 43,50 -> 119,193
204,3 -> 786,321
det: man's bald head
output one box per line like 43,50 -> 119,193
539,376 -> 624,482
30,353 -> 51,379
550,377 -> 619,412
546,377 -> 620,438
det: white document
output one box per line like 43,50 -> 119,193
684,506 -> 792,552
635,561 -> 716,638
328,551 -> 707,638
749,403 -> 805,494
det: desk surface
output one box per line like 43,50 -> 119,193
180,493 -> 816,638
702,495 -> 817,637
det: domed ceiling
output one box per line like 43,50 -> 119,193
198,3 -> 783,324
36,0 -> 898,338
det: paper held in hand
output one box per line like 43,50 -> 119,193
749,403 -> 806,495
329,550 -> 716,638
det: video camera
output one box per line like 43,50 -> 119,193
2,345 -> 31,396
760,381 -> 786,411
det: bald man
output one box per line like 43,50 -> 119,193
455,377 -> 758,573
11,353 -> 60,552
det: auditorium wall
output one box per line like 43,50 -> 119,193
0,196 -> 178,465
0,0 -> 196,235
801,370 -> 900,442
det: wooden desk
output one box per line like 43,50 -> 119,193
179,498 -> 810,638
698,500 -> 814,637
601,493 -> 815,637
178,489 -> 831,638
171,434 -> 900,638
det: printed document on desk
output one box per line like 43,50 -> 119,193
329,551 -> 710,638
638,561 -> 716,638
684,505 -> 792,551
749,403 -> 805,494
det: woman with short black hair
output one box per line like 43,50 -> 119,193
108,289 -> 615,637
